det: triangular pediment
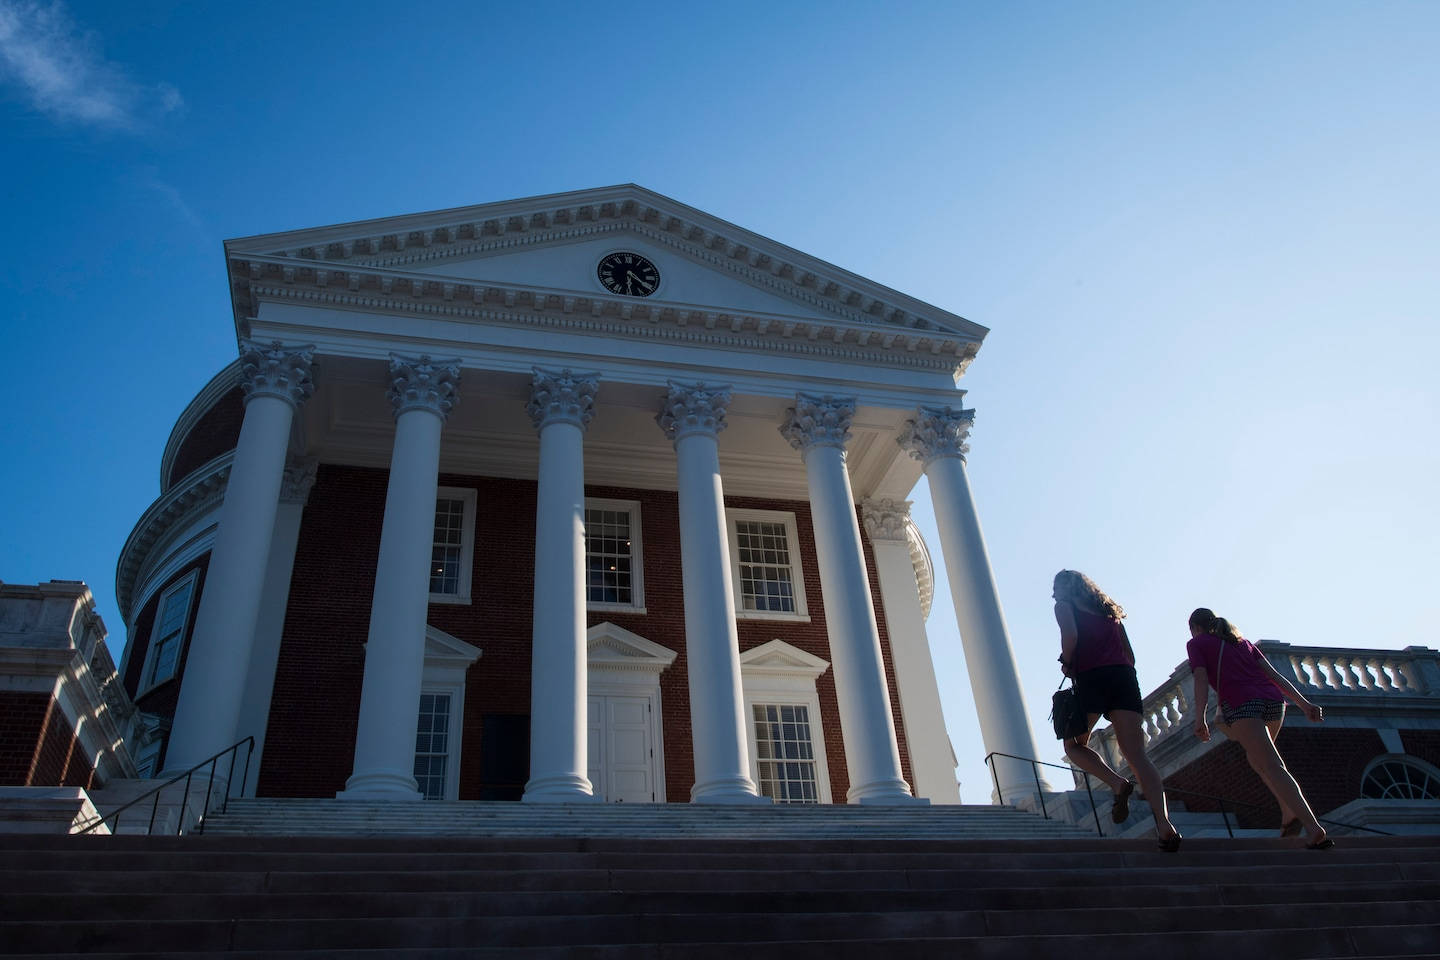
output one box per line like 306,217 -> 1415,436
587,622 -> 678,673
739,639 -> 830,678
225,185 -> 986,370
424,625 -> 482,668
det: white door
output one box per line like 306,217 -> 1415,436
587,694 -> 656,802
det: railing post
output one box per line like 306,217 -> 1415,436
180,770 -> 193,836
988,754 -> 1003,806
1220,799 -> 1234,838
148,791 -> 160,835
240,738 -> 254,801
1033,761 -> 1048,819
1080,773 -> 1102,836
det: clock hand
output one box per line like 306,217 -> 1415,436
626,270 -> 654,292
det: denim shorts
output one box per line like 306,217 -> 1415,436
1221,698 -> 1285,724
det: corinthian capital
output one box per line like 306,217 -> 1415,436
779,394 -> 855,456
656,381 -> 732,443
387,354 -> 461,420
240,341 -> 315,410
279,457 -> 318,505
526,368 -> 599,432
897,405 -> 975,464
860,498 -> 912,542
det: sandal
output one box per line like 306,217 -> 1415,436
1158,831 -> 1183,853
1306,837 -> 1335,850
1111,780 -> 1135,824
1281,818 -> 1302,838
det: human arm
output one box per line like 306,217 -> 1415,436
1258,654 -> 1324,723
1054,601 -> 1078,676
1192,666 -> 1212,741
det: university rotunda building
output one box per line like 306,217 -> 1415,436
114,185 -> 1046,807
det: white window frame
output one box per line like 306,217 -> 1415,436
415,685 -> 463,801
726,508 -> 811,622
137,570 -> 200,698
739,639 -> 833,804
429,487 -> 477,605
414,624 -> 482,801
584,497 -> 646,614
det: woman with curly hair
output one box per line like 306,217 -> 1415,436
1187,607 -> 1332,849
1053,569 -> 1181,851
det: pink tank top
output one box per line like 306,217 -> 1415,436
1070,605 -> 1134,672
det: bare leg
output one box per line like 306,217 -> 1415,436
1062,715 -> 1128,793
1265,717 -> 1300,831
1230,717 -> 1324,843
1109,710 -> 1178,841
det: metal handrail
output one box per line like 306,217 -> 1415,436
982,750 -> 1391,838
76,736 -> 255,836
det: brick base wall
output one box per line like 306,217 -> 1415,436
260,466 -> 914,802
0,691 -> 97,789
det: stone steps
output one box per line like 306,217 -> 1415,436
2,807 -> 1437,957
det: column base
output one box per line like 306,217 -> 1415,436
846,778 -> 929,805
336,770 -> 422,801
522,774 -> 596,803
690,776 -> 772,804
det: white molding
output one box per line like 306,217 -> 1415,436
428,487 -> 477,605
584,497 -> 646,614
420,625 -> 481,802
586,621 -> 678,675
725,508 -> 811,622
739,639 -> 833,804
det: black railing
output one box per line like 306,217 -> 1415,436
983,750 -> 1391,838
76,736 -> 254,836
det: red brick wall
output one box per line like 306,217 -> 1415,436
1167,727 -> 1387,826
262,466 -> 914,802
167,386 -> 244,489
0,691 -> 96,788
1400,730 -> 1440,770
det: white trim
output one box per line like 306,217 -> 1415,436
584,497 -> 646,614
726,508 -> 811,622
429,487 -> 477,605
586,622 -> 676,802
739,639 -> 833,804
419,624 -> 482,802
136,571 -> 200,698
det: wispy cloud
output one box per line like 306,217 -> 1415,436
0,0 -> 182,130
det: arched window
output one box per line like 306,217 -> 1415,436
1361,755 -> 1440,800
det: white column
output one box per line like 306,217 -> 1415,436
657,382 -> 766,804
164,341 -> 314,776
235,457 -> 316,796
340,355 -> 461,800
523,368 -> 598,803
780,395 -> 919,804
898,405 -> 1050,800
861,498 -> 961,804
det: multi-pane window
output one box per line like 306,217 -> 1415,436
133,737 -> 163,780
585,499 -> 644,610
735,520 -> 796,613
429,489 -> 475,603
414,693 -> 452,800
1362,758 -> 1440,800
752,703 -> 819,804
144,574 -> 195,690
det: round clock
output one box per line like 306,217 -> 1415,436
596,251 -> 660,297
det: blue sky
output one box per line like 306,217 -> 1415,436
2,1 -> 1436,801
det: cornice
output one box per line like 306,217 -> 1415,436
225,185 -> 987,370
235,258 -> 977,375
159,360 -> 243,494
117,453 -> 232,622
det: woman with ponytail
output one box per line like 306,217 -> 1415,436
1053,570 -> 1181,851
1187,607 -> 1333,849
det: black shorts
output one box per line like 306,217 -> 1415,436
1073,664 -> 1144,720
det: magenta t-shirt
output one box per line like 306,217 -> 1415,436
1186,634 -> 1284,705
1069,606 -> 1133,672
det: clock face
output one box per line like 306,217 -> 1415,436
597,251 -> 660,297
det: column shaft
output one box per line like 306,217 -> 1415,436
524,417 -> 593,801
164,393 -> 296,775
925,455 -> 1048,798
341,408 -> 444,798
868,532 -> 960,803
803,444 -> 916,804
674,431 -> 762,803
